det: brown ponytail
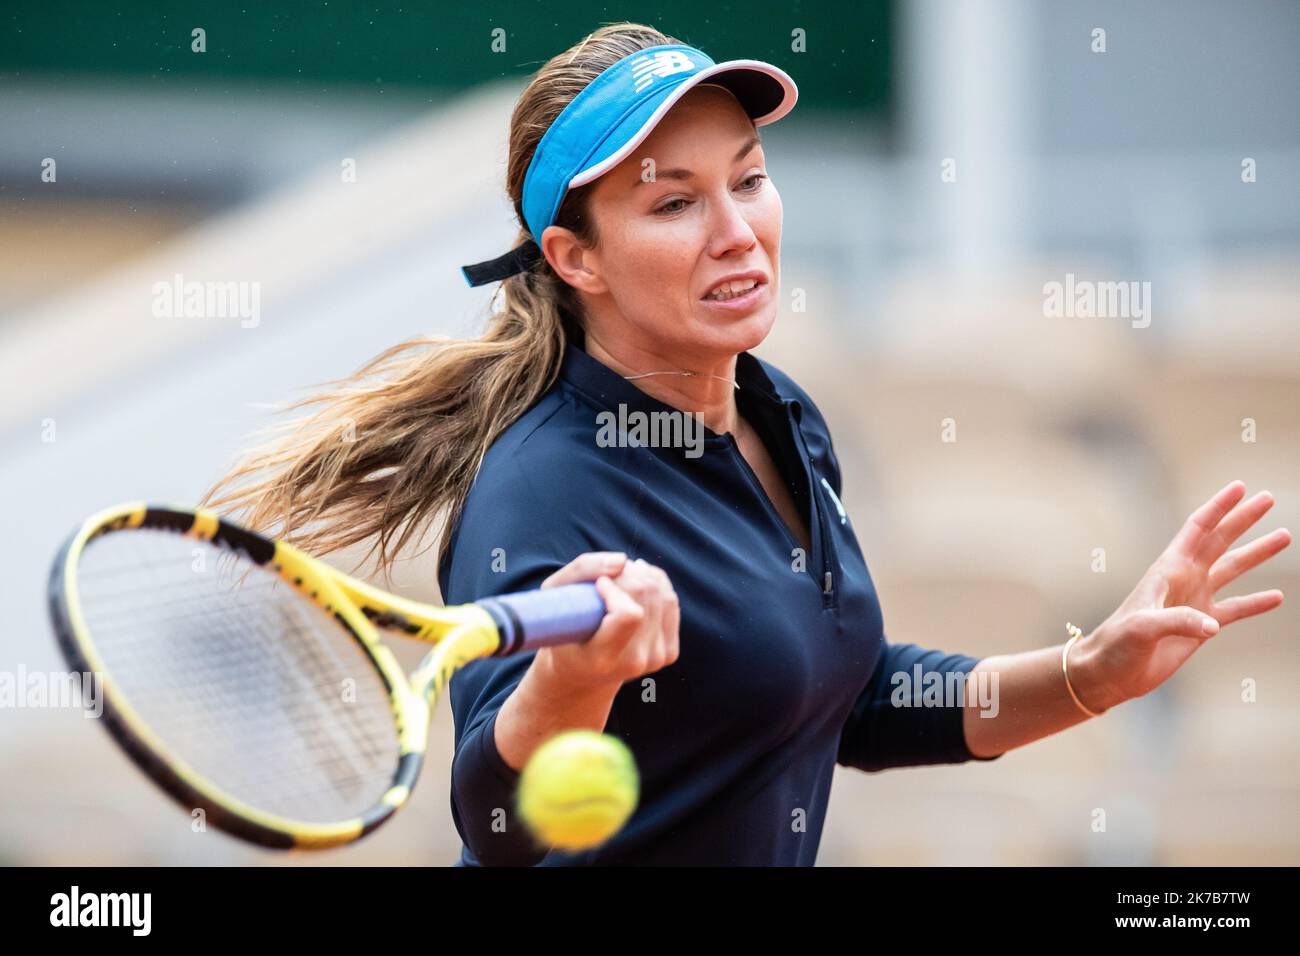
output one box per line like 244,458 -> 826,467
200,23 -> 679,576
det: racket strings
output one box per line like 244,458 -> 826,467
92,549 -> 397,812
73,529 -> 402,823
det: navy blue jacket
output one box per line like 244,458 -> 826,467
440,342 -> 1001,866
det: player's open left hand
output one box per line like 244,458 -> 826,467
1069,480 -> 1290,712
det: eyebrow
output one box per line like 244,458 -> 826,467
632,134 -> 762,187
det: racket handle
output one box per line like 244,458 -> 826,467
476,582 -> 607,656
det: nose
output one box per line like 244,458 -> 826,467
705,192 -> 758,260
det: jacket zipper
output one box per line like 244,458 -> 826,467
821,477 -> 848,525
785,402 -> 839,610
814,490 -> 835,608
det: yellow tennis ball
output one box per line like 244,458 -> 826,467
517,730 -> 639,852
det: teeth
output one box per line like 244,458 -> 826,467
706,278 -> 759,300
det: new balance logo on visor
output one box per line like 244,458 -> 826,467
630,50 -> 697,92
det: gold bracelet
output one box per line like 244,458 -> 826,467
1062,623 -> 1106,718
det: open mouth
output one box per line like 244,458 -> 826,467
701,276 -> 768,303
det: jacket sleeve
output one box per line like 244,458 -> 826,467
441,444 -> 642,866
447,644 -> 548,866
836,639 -> 1004,772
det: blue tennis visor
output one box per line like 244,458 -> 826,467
461,43 -> 797,287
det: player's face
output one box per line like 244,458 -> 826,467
577,85 -> 782,366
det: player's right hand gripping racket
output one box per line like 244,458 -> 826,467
47,502 -> 607,850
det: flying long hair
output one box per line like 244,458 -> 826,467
200,23 -> 679,577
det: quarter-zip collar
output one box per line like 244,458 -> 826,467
557,340 -> 834,605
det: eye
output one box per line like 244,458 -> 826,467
652,173 -> 767,216
654,197 -> 690,216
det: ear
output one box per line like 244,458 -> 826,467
540,224 -> 607,295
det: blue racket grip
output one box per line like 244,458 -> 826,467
476,582 -> 607,656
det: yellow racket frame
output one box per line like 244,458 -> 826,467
50,501 -> 503,849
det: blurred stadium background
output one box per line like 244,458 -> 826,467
1,0 -> 1297,865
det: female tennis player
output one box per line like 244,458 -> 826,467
203,23 -> 1290,865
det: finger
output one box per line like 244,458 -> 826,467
1198,490 -> 1278,565
1208,526 -> 1293,592
1172,480 -> 1246,556
1133,605 -> 1220,640
592,574 -> 645,646
622,560 -> 669,668
652,570 -> 680,666
542,551 -> 627,588
1213,589 -> 1285,627
623,559 -> 663,631
623,562 -> 671,668
612,557 -> 655,595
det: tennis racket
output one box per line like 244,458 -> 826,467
47,501 -> 607,850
